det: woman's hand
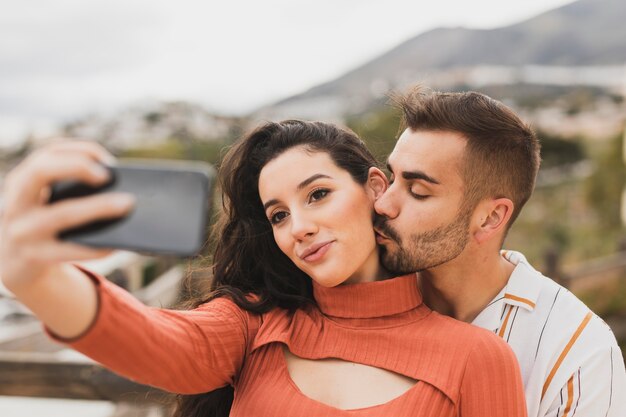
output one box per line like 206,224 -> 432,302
0,140 -> 135,338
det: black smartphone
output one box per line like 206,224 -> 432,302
48,159 -> 215,257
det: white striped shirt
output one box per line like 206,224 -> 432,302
473,250 -> 626,417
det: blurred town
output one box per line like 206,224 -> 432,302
1,0 -> 625,415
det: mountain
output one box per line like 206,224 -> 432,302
256,0 -> 626,120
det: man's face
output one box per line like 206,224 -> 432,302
374,129 -> 473,274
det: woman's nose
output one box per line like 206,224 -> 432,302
290,211 -> 317,240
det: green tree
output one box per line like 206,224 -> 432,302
537,130 -> 585,168
346,107 -> 401,163
584,132 -> 625,230
121,138 -> 232,166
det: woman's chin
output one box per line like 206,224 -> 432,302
310,274 -> 348,288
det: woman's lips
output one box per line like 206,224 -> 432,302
299,241 -> 334,262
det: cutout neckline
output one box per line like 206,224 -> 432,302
279,345 -> 420,412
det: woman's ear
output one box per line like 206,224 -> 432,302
367,167 -> 388,199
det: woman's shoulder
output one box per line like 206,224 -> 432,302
192,294 -> 311,333
191,294 -> 260,329
419,312 -> 520,389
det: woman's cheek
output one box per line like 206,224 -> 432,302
274,231 -> 291,259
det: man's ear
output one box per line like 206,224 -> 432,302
472,198 -> 514,244
367,167 -> 388,200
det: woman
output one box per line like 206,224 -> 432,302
0,120 -> 526,416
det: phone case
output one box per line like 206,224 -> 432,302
48,160 -> 215,257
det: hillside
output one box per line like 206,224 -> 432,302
258,0 -> 626,120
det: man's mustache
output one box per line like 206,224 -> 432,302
373,215 -> 401,243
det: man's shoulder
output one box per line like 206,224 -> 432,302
505,251 -> 585,313
496,251 -> 624,417
537,280 -> 617,346
501,252 -> 619,366
504,251 -> 619,353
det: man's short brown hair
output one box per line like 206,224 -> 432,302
393,85 -> 541,227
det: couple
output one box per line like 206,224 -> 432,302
1,85 -> 624,417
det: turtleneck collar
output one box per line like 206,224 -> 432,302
312,274 -> 423,319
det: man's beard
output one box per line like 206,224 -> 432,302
375,208 -> 472,275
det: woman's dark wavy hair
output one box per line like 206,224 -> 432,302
173,119 -> 378,417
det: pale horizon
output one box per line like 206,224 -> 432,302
0,0 -> 577,148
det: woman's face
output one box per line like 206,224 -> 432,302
258,146 -> 386,287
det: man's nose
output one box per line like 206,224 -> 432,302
374,187 -> 400,219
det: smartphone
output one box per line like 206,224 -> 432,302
48,159 -> 215,257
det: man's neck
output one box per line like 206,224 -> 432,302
417,251 -> 515,323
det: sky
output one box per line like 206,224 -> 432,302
0,0 -> 577,148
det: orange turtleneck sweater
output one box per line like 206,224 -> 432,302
49,268 -> 527,416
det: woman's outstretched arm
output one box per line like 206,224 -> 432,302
48,266 -> 255,393
0,141 -> 255,393
0,141 -> 134,338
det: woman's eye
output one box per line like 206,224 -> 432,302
309,188 -> 329,202
270,211 -> 288,225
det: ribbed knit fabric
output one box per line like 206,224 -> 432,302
49,268 -> 527,416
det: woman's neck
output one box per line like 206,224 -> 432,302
344,250 -> 391,285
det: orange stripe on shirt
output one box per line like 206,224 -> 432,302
504,293 -> 536,309
498,306 -> 514,338
541,312 -> 593,399
562,375 -> 575,417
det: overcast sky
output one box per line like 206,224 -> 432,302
0,0 -> 576,148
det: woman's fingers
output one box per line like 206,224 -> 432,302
0,139 -> 123,289
5,192 -> 135,243
2,152 -> 113,218
42,191 -> 136,235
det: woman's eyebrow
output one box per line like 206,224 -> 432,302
263,174 -> 333,211
296,174 -> 332,191
263,199 -> 279,211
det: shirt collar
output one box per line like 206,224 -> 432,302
472,250 -> 542,330
500,250 -> 543,312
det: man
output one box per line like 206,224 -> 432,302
374,85 -> 626,417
